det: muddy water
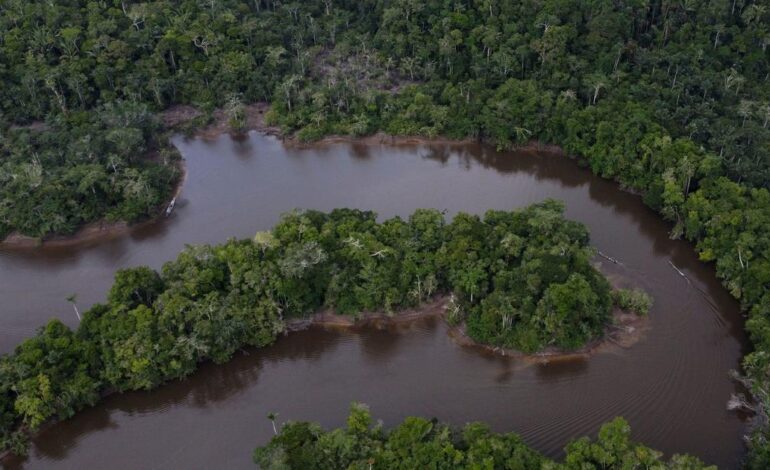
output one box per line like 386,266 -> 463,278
0,133 -> 748,468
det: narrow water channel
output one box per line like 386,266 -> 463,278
0,132 -> 748,468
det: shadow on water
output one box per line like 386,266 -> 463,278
356,325 -> 406,363
350,142 -> 373,161
534,358 -> 591,384
230,134 -> 254,159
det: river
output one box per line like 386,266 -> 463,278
0,132 -> 748,468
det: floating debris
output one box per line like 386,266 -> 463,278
598,250 -> 622,265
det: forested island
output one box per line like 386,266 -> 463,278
253,403 -> 712,469
1,0 -> 769,466
0,203 -> 647,456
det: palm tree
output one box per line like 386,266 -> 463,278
724,68 -> 745,96
586,73 -> 608,105
679,156 -> 695,196
713,24 -> 725,49
280,75 -> 300,112
225,93 -> 246,131
559,89 -> 577,101
742,4 -> 766,24
400,57 -> 418,81
66,294 -> 81,321
758,103 -> 770,128
738,100 -> 754,127
514,126 -> 532,141
267,412 -> 279,435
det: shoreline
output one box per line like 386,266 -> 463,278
284,297 -> 450,332
285,295 -> 649,363
167,102 -> 567,165
0,102 -> 564,248
0,293 -> 647,462
221,103 -> 566,154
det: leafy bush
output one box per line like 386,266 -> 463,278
253,403 -> 713,469
612,288 -> 653,316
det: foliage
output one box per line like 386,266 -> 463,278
2,0 -> 769,238
0,321 -> 99,436
453,201 -> 613,352
2,0 -> 770,462
253,403 -> 714,469
0,103 -> 179,238
612,288 -> 653,316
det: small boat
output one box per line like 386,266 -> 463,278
165,197 -> 176,217
668,260 -> 686,278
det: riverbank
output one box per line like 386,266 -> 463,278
284,294 -> 649,364
0,102 -> 562,248
281,261 -> 651,363
284,297 -> 449,332
0,291 -> 647,464
184,102 -> 565,154
0,137 -> 745,467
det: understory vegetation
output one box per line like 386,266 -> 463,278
1,0 -> 770,465
1,203 -> 640,455
253,403 -> 713,469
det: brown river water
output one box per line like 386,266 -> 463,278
0,133 -> 749,468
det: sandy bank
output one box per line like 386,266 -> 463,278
285,294 -> 649,364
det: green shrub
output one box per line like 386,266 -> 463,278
612,288 -> 653,316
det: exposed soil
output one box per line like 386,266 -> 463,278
285,292 -> 649,364
159,104 -> 204,128
162,103 -> 281,140
284,297 -> 449,332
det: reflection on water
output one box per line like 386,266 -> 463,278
0,132 -> 748,468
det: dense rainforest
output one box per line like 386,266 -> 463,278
0,103 -> 179,237
253,403 -> 713,469
0,203 -> 644,456
1,0 -> 770,465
